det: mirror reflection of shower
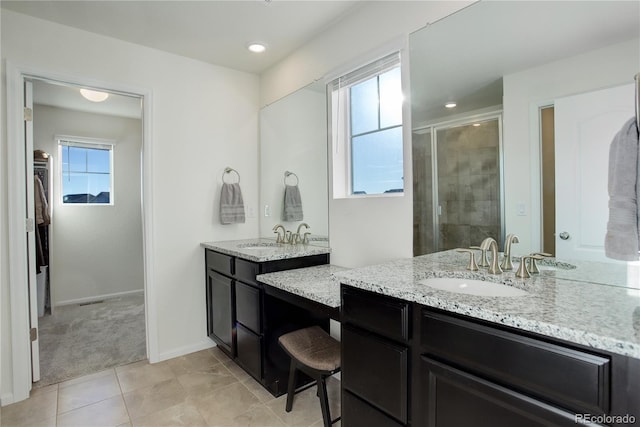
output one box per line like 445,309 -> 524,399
413,114 -> 504,256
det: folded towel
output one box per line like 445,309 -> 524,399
605,117 -> 640,261
220,183 -> 245,224
282,184 -> 303,222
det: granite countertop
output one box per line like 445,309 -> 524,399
201,238 -> 331,262
256,264 -> 346,308
333,250 -> 640,359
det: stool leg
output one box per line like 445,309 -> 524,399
318,376 -> 331,427
285,359 -> 298,412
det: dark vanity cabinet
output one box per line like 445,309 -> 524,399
341,285 -> 640,427
205,248 -> 329,396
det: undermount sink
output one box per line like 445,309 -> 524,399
419,277 -> 528,297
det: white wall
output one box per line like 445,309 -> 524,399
503,38 -> 640,255
260,1 -> 472,268
33,104 -> 144,305
259,86 -> 328,239
1,9 -> 259,403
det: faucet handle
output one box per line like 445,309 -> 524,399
528,252 -> 552,274
516,254 -> 545,278
470,246 -> 490,267
302,232 -> 311,244
456,249 -> 479,271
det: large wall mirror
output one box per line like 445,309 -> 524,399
410,1 -> 639,263
259,81 -> 329,244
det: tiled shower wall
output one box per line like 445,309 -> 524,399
413,119 -> 501,255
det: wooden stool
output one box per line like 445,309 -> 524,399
278,326 -> 341,427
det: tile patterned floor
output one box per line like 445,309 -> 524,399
0,347 -> 341,427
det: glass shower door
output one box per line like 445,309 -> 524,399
434,118 -> 503,251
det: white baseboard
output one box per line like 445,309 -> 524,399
55,289 -> 144,307
1,392 -> 15,407
155,339 -> 216,363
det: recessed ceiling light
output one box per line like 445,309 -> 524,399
445,102 -> 457,109
248,43 -> 267,53
80,88 -> 109,102
472,123 -> 481,127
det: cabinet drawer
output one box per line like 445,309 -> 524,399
421,311 -> 610,415
206,250 -> 234,276
236,281 -> 261,334
236,323 -> 263,381
342,324 -> 408,423
342,390 -> 404,427
236,258 -> 261,286
342,287 -> 410,342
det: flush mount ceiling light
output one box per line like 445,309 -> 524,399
80,88 -> 109,102
247,43 -> 267,53
444,102 -> 457,109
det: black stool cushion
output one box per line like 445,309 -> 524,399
278,326 -> 340,372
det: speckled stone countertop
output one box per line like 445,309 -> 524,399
333,250 -> 640,359
201,238 -> 331,263
257,264 -> 346,308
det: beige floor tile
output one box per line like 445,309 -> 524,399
30,383 -> 59,397
56,395 -> 130,427
266,379 -> 340,427
131,401 -> 207,427
192,382 -> 262,426
59,368 -> 116,389
177,363 -> 238,396
241,376 -> 277,404
166,349 -> 221,376
208,404 -> 288,427
222,359 -> 252,383
117,423 -> 133,427
116,360 -> 175,393
209,346 -> 232,363
58,370 -> 122,413
122,378 -> 187,420
2,387 -> 57,427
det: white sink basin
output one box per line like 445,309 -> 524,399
419,277 -> 528,297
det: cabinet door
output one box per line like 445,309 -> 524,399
236,281 -> 261,333
420,357 -> 593,427
237,323 -> 263,380
208,270 -> 234,356
342,324 -> 408,424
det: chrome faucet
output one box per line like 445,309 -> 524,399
480,237 -> 502,274
296,223 -> 310,244
500,234 -> 520,271
272,224 -> 286,244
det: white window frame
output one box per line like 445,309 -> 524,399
328,50 -> 404,199
57,135 -> 115,206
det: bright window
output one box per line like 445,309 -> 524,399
329,52 -> 404,197
59,138 -> 114,204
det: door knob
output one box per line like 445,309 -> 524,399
559,231 -> 570,240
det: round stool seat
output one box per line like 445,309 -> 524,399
278,326 -> 340,372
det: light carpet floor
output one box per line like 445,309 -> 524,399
36,292 -> 146,387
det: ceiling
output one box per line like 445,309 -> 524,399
1,0 -> 363,74
410,0 -> 640,124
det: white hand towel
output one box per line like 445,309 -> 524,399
282,184 -> 303,222
605,117 -> 640,261
220,183 -> 245,224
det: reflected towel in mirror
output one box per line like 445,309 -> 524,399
283,184 -> 303,221
220,182 -> 245,224
605,117 -> 640,261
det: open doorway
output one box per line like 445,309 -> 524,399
28,77 -> 146,387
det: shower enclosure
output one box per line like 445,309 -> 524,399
413,115 -> 504,256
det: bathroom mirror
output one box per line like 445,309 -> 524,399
259,81 -> 329,243
410,1 -> 639,262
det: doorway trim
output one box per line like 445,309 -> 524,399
5,60 -> 157,403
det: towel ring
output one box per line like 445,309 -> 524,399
223,167 -> 240,184
284,171 -> 299,186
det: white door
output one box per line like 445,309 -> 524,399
24,80 -> 41,382
554,83 -> 635,262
